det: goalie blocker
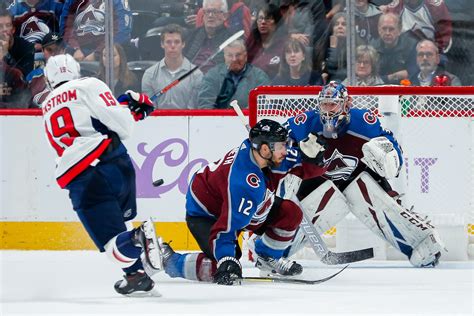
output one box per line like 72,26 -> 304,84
289,172 -> 444,267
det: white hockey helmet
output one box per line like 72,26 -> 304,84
44,54 -> 81,89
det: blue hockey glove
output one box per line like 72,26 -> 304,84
118,90 -> 154,121
214,256 -> 242,285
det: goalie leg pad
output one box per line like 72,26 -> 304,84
344,172 -> 444,266
285,180 -> 351,257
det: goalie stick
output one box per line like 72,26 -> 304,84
150,30 -> 245,102
240,264 -> 348,284
230,100 -> 374,265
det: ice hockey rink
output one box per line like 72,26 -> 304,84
1,250 -> 472,316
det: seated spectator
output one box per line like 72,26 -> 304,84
142,24 -> 203,109
354,0 -> 382,44
245,4 -> 288,79
60,0 -> 132,62
342,45 -> 385,86
185,0 -> 232,74
371,12 -> 418,84
198,39 -> 270,109
380,0 -> 452,54
0,7 -> 35,77
8,0 -> 63,51
272,38 -> 323,86
27,32 -> 65,107
196,0 -> 252,38
324,12 -> 348,82
98,44 -> 139,95
0,35 -> 30,108
409,39 -> 461,86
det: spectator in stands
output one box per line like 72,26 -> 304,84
324,12 -> 348,82
27,32 -> 65,107
354,0 -> 382,44
142,24 -> 202,109
245,4 -> 287,79
196,0 -> 252,38
0,7 -> 35,77
272,38 -> 323,86
342,45 -> 385,86
380,0 -> 452,54
60,0 -> 132,62
281,0 -> 314,47
185,0 -> 232,74
371,12 -> 418,84
8,0 -> 63,51
98,44 -> 139,95
0,33 -> 31,108
409,39 -> 461,86
198,39 -> 270,109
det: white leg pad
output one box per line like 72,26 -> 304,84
286,180 -> 351,258
344,172 -> 444,266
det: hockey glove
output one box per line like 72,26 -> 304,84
276,173 -> 302,200
214,256 -> 242,285
299,133 -> 327,166
361,136 -> 401,179
117,90 -> 154,121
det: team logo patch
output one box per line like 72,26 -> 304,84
429,0 -> 442,6
294,113 -> 307,125
246,173 -> 260,188
363,112 -> 377,125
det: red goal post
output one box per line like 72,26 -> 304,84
248,85 -> 474,260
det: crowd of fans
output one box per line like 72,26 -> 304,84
0,0 -> 472,109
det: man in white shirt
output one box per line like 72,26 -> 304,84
142,24 -> 203,109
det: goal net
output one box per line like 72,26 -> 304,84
248,86 -> 474,261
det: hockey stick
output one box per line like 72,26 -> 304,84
230,100 -> 374,265
240,264 -> 348,284
150,30 -> 245,102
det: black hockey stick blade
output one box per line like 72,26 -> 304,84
240,264 -> 348,285
320,247 -> 374,265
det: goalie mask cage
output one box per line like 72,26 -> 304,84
248,86 -> 474,261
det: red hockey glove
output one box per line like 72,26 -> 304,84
118,90 -> 154,121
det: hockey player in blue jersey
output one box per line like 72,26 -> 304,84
284,81 -> 445,267
42,54 -> 163,296
160,119 -> 311,285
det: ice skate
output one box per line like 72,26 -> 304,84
114,270 -> 161,297
132,218 -> 163,272
255,255 -> 303,277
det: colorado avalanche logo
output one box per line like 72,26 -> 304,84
74,4 -> 106,37
246,173 -> 260,188
293,113 -> 307,125
19,16 -> 50,44
363,112 -> 377,125
323,149 -> 359,181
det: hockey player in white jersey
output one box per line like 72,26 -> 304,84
42,54 -> 163,296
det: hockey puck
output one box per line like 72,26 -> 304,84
152,179 -> 164,187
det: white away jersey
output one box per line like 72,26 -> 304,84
42,77 -> 134,188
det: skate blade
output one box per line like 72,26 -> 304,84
142,219 -> 164,271
124,288 -> 162,298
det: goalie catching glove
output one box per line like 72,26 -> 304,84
214,256 -> 242,285
299,133 -> 327,166
118,90 -> 154,121
361,136 -> 401,179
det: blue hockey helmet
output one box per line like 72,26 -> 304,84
317,81 -> 351,138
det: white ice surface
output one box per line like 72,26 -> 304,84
0,251 -> 472,316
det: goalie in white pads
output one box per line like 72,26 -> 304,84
42,55 -> 163,296
284,81 -> 445,267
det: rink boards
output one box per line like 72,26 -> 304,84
0,113 -> 472,254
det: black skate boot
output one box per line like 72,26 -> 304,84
256,256 -> 303,277
131,219 -> 163,274
114,270 -> 161,297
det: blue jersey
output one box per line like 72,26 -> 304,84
284,108 -> 403,185
186,139 -> 302,261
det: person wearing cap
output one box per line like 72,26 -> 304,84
26,32 -> 67,107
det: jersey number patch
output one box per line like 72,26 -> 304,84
46,107 -> 80,156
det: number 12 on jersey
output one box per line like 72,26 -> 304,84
238,198 -> 252,216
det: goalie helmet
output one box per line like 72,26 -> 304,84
44,54 -> 81,89
249,119 -> 288,151
317,81 -> 351,139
